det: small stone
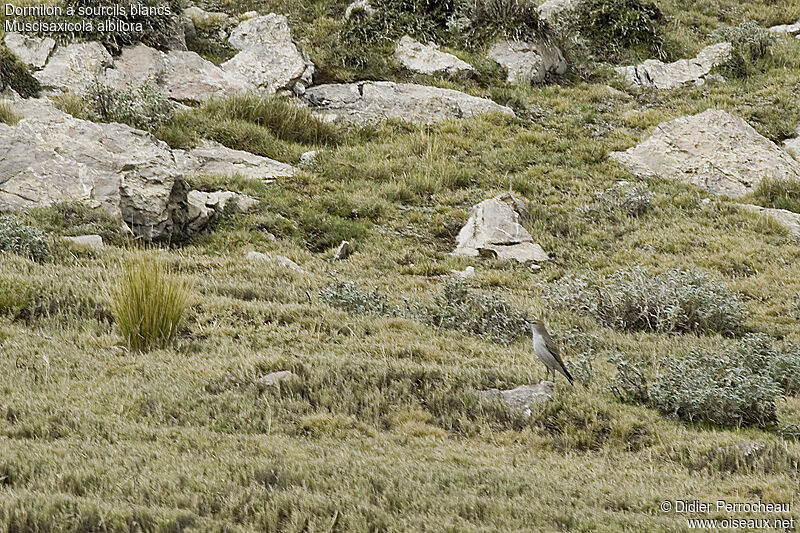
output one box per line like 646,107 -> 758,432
258,370 -> 296,390
488,39 -> 566,84
333,240 -> 353,261
450,266 -> 475,279
299,150 -> 319,167
247,251 -> 304,272
64,235 -> 104,249
479,382 -> 554,417
394,35 -> 474,76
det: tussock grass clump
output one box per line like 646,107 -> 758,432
0,101 -> 20,125
107,253 -> 192,352
546,267 -> 744,335
0,45 -> 40,98
0,216 -> 50,262
751,178 -> 800,214
201,94 -> 341,146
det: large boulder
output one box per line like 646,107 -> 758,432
304,81 -> 514,124
394,35 -> 475,76
615,43 -> 732,89
610,110 -> 800,198
173,140 -> 297,181
3,33 -> 55,70
221,14 -> 314,94
453,193 -> 549,263
34,42 -> 113,94
488,39 -> 567,84
0,99 -> 188,241
103,44 -> 254,104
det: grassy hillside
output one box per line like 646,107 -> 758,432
2,0 -> 800,531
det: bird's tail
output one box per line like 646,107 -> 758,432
559,364 -> 574,386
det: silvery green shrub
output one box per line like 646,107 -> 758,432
83,82 -> 174,132
0,216 -> 50,262
545,267 -> 744,335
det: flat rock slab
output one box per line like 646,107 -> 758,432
610,109 -> 800,198
174,140 -> 297,181
4,33 -> 55,69
0,99 -> 188,241
222,14 -> 314,94
104,44 -> 254,103
739,204 -> 800,238
488,39 -> 567,84
769,20 -> 800,36
34,42 -> 113,94
395,35 -> 474,76
480,382 -> 554,417
616,43 -> 731,89
454,192 -> 549,263
304,81 -> 514,124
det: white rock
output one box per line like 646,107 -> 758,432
299,150 -> 319,167
785,126 -> 800,160
34,42 -> 113,94
488,39 -> 567,84
3,33 -> 55,70
259,370 -> 296,389
480,382 -> 554,417
537,0 -> 581,19
247,251 -> 304,271
610,109 -> 800,198
769,20 -> 800,36
173,140 -> 297,181
304,81 -> 515,124
222,14 -> 314,94
187,189 -> 258,232
64,234 -> 104,249
454,192 -> 549,264
450,266 -> 475,279
739,204 -> 800,238
395,35 -> 475,76
0,99 -> 188,241
103,44 -> 254,104
615,43 -> 732,89
183,6 -> 234,27
345,0 -> 374,19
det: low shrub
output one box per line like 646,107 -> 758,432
413,281 -> 531,345
562,0 -> 665,62
598,181 -> 651,216
82,82 -> 175,132
0,45 -> 40,98
319,281 -> 400,316
0,216 -> 50,262
107,253 -> 192,352
545,267 -> 744,335
611,335 -> 800,428
453,0 -> 548,49
711,21 -> 776,78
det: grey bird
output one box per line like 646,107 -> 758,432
530,320 -> 574,385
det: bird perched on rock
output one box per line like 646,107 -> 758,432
530,319 -> 573,385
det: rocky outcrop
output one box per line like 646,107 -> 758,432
739,204 -> 800,238
454,193 -> 549,263
3,33 -> 55,70
103,44 -> 253,104
610,110 -> 800,198
221,14 -> 314,94
173,140 -> 297,181
488,39 -> 567,84
615,43 -> 731,89
187,190 -> 258,232
0,99 -> 188,241
480,382 -> 554,417
394,35 -> 475,76
34,42 -> 113,94
304,81 -> 514,124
